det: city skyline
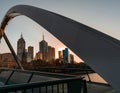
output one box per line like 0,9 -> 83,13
0,0 -> 120,63
17,33 -> 76,63
1,24 -> 82,61
0,1 -> 120,92
0,33 -> 77,63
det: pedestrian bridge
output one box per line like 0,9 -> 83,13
0,68 -> 86,93
0,68 -> 116,93
0,5 -> 120,93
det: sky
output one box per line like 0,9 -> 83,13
0,0 -> 120,62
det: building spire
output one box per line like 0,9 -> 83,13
21,33 -> 23,38
43,32 -> 44,40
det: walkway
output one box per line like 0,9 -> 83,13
0,70 -> 117,93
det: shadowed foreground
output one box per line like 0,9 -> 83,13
0,70 -> 117,93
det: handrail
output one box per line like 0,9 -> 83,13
0,77 -> 85,93
0,68 -> 76,78
5,70 -> 14,85
27,72 -> 34,83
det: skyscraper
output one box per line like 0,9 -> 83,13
62,48 -> 70,63
28,46 -> 34,59
46,46 -> 55,61
39,34 -> 48,61
26,46 -> 34,62
17,34 -> 26,61
70,54 -> 74,64
58,51 -> 62,63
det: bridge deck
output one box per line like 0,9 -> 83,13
0,69 -> 117,93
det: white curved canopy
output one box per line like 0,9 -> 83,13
1,5 -> 120,92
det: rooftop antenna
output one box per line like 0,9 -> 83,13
21,32 -> 23,38
43,32 -> 44,40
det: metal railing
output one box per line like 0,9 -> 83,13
0,77 -> 87,93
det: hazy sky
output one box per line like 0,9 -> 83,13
0,0 -> 120,62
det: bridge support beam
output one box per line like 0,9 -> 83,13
3,33 -> 24,70
1,5 -> 120,92
0,28 -> 24,70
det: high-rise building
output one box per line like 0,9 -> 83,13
39,34 -> 48,61
58,51 -> 62,63
46,46 -> 55,61
28,46 -> 34,59
35,51 -> 42,60
21,48 -> 27,62
70,54 -> 74,64
62,48 -> 70,63
17,34 -> 26,61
